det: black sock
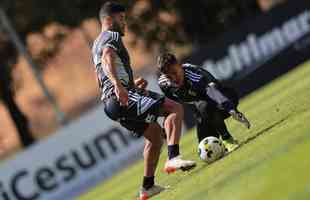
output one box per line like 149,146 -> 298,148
168,144 -> 180,160
142,176 -> 154,190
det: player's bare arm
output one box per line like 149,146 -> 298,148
101,47 -> 128,106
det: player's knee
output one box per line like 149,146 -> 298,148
166,113 -> 177,123
144,138 -> 162,153
163,99 -> 183,116
144,123 -> 163,147
164,112 -> 182,130
144,141 -> 152,152
171,102 -> 184,118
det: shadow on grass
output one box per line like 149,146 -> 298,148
188,114 -> 310,200
191,116 -> 290,176
238,115 -> 290,149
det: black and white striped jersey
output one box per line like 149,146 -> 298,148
92,31 -> 134,100
158,63 -> 236,112
158,64 -> 218,102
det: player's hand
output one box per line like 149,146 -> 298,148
134,77 -> 148,90
114,83 -> 129,106
229,110 -> 251,129
159,74 -> 178,88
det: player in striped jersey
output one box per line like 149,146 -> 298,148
157,52 -> 251,152
91,2 -> 195,199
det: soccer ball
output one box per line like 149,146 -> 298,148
198,136 -> 225,163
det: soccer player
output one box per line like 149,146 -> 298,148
91,2 -> 196,199
157,52 -> 251,152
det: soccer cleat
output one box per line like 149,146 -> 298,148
164,155 -> 196,174
229,110 -> 251,129
222,137 -> 239,153
139,184 -> 165,200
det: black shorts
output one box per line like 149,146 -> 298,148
103,89 -> 165,137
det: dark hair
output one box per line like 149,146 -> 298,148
157,52 -> 178,74
99,1 -> 126,20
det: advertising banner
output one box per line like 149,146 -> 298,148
186,0 -> 310,95
0,105 -> 144,200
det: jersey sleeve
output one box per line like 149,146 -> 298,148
191,66 -> 235,112
103,31 -> 121,51
158,74 -> 180,101
198,67 -> 218,84
91,31 -> 122,69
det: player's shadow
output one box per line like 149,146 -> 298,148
188,113 -> 310,200
191,115 -> 290,175
237,115 -> 289,148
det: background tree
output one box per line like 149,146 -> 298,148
125,0 -> 260,48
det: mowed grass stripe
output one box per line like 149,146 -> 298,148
229,62 -> 310,139
240,61 -> 310,111
161,109 -> 310,200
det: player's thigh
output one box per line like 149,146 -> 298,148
194,101 -> 217,120
120,119 -> 148,138
197,117 -> 219,142
120,119 -> 163,145
160,97 -> 184,116
221,86 -> 239,107
195,100 -> 230,121
120,90 -> 165,137
125,90 -> 165,121
144,123 -> 163,147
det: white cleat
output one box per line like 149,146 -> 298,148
139,184 -> 165,200
164,155 -> 196,174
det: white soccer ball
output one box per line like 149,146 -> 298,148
198,136 -> 225,163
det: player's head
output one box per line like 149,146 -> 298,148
99,1 -> 126,36
157,52 -> 184,86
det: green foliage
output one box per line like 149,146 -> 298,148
1,0 -> 260,50
3,0 -> 101,34
124,0 -> 260,47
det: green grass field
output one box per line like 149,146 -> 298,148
78,60 -> 310,200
